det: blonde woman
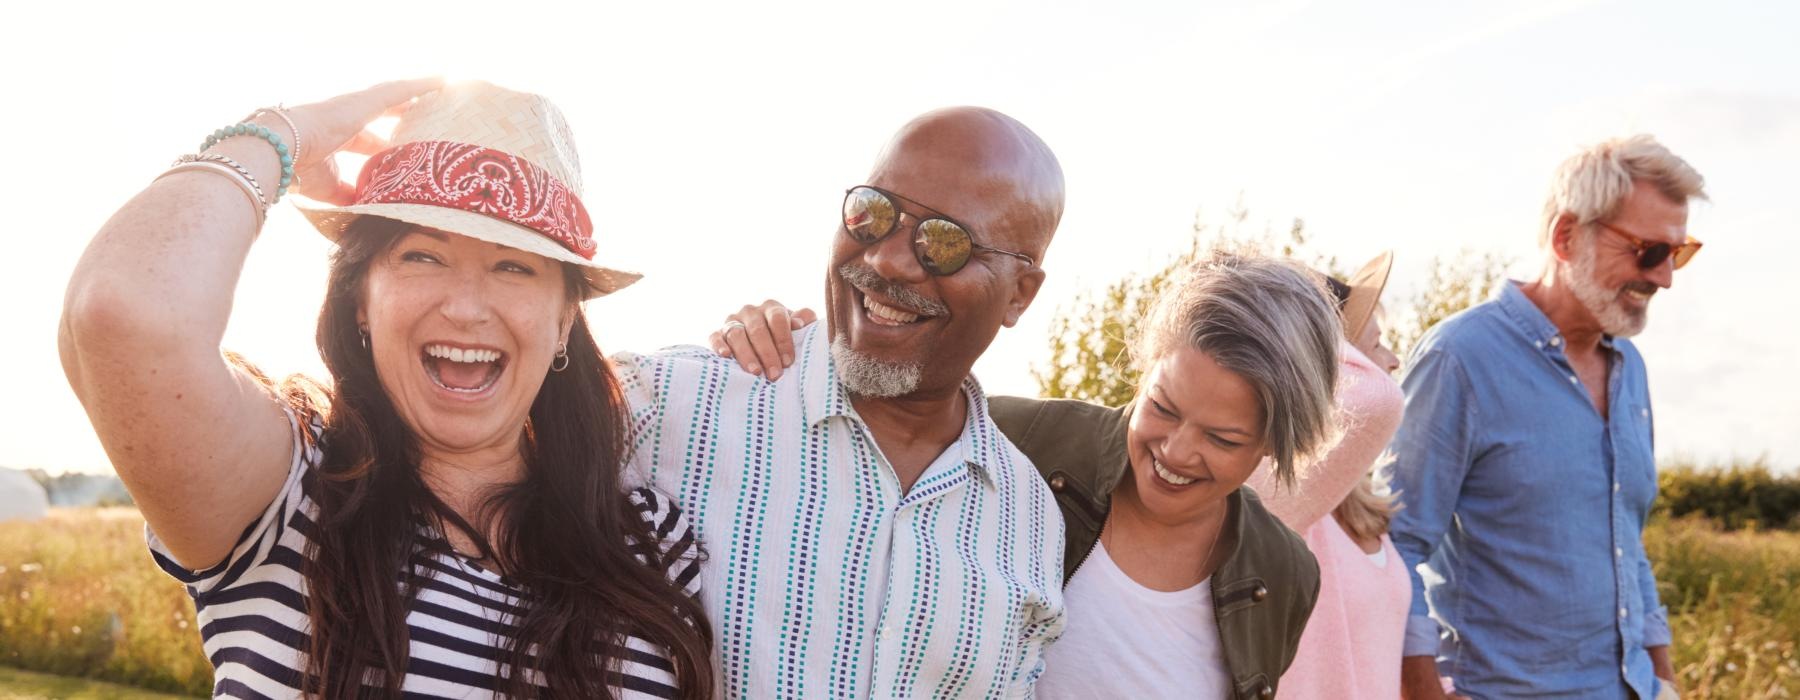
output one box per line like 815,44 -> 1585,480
1243,252 -> 1414,699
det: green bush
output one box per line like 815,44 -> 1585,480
1657,460 -> 1800,531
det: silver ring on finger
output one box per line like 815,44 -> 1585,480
722,320 -> 748,335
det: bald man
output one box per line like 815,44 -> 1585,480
615,108 -> 1067,699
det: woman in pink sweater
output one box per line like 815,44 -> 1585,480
1244,251 -> 1411,699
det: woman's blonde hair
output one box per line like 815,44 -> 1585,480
1333,473 -> 1396,544
1133,247 -> 1342,486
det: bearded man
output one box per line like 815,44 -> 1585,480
1383,135 -> 1705,700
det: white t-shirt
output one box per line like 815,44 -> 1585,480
1036,541 -> 1233,699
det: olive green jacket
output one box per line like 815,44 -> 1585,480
990,396 -> 1320,700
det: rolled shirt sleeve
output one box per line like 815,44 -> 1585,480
1381,347 -> 1478,657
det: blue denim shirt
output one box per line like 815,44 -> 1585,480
1382,282 -> 1669,700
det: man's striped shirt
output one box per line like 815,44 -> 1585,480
148,413 -> 699,699
615,323 -> 1066,699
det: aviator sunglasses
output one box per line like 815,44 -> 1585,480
842,185 -> 1036,276
1594,220 -> 1704,270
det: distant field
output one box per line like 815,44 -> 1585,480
1,509 -> 1796,698
0,666 -> 193,699
0,509 -> 209,697
1650,517 -> 1800,697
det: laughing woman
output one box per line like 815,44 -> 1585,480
58,81 -> 710,698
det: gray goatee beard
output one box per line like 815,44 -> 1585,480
1564,234 -> 1649,337
831,333 -> 922,398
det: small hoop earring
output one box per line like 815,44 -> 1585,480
550,341 -> 569,373
359,327 -> 370,350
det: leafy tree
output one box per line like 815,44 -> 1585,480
1032,203 -> 1507,402
1382,250 -> 1511,360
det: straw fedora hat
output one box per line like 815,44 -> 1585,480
1341,251 -> 1394,341
297,81 -> 639,299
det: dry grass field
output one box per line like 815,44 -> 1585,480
0,508 -> 1794,698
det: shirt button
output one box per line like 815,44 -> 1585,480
1550,336 -> 1563,347
1535,340 -> 1545,349
1049,475 -> 1068,492
880,625 -> 892,640
1614,482 -> 1622,492
1615,547 -> 1624,558
1251,585 -> 1269,603
1570,375 -> 1580,384
1641,408 -> 1650,418
1619,607 -> 1628,618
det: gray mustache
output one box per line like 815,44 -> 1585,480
838,264 -> 950,317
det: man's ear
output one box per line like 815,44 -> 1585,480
1550,213 -> 1583,263
1002,266 -> 1047,328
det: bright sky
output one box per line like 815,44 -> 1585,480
3,0 -> 1792,475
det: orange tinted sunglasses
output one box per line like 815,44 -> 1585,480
1594,221 -> 1703,270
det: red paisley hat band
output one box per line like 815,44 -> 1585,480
352,140 -> 596,260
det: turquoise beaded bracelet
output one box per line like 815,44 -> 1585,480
200,122 -> 294,202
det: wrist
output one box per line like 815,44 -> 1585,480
202,118 -> 287,205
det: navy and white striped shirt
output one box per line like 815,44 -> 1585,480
149,412 -> 700,699
615,323 -> 1066,699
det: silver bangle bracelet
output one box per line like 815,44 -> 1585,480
156,161 -> 268,228
174,153 -> 270,210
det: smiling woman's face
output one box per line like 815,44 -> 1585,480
1124,346 -> 1269,525
358,227 -> 573,457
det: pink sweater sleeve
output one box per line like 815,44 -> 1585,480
1246,340 -> 1405,531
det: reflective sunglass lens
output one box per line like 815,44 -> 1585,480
844,188 -> 897,243
1638,244 -> 1672,270
914,218 -> 973,275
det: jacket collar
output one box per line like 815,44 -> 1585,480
1081,401 -> 1136,507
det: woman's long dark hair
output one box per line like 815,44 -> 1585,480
288,217 -> 711,698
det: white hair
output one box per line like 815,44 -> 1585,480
1562,233 -> 1650,337
1538,134 -> 1707,248
831,334 -> 922,398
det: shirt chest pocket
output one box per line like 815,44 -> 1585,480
1613,401 -> 1658,509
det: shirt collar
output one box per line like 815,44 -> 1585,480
799,323 -> 997,488
1496,280 -> 1617,354
955,375 -> 1001,488
800,323 -> 852,429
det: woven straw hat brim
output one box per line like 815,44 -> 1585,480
1342,250 -> 1394,341
296,200 -> 641,299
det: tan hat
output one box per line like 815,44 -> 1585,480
297,81 -> 640,299
1341,251 -> 1394,341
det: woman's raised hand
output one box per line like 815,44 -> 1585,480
280,78 -> 445,205
708,300 -> 817,381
